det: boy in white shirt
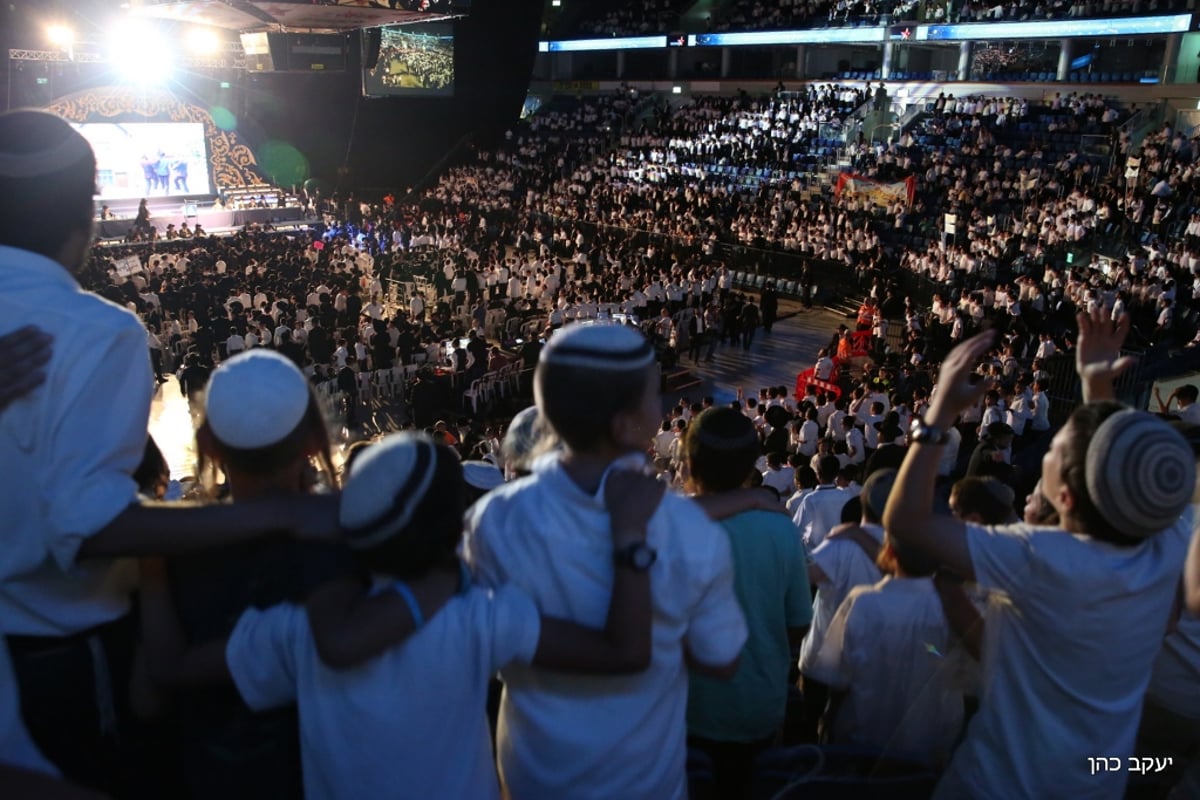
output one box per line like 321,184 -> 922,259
886,315 -> 1195,800
793,456 -> 852,551
810,528 -> 973,763
467,323 -> 746,799
843,416 -> 865,466
796,469 -> 892,743
795,407 -> 821,458
141,433 -> 665,800
785,466 -> 817,517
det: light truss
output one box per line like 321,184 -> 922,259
9,43 -> 246,70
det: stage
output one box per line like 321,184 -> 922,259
44,86 -> 299,237
96,202 -> 307,239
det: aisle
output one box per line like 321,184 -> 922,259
671,306 -> 844,408
147,376 -> 199,481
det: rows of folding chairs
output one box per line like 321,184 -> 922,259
335,364 -> 426,406
462,363 -> 523,414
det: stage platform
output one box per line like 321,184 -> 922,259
96,203 -> 307,239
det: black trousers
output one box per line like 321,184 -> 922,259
688,734 -> 775,800
8,615 -> 137,795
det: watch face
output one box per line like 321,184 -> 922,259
632,546 -> 655,570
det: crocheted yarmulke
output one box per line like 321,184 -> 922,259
1086,409 -> 1195,539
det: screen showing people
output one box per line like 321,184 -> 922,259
364,24 -> 455,97
72,122 -> 211,199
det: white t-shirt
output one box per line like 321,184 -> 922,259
796,419 -> 820,457
809,576 -> 971,762
786,488 -> 811,517
936,518 -> 1191,800
464,455 -> 747,800
761,466 -> 795,499
798,523 -> 884,677
793,485 -> 852,550
226,585 -> 541,800
845,428 -> 865,465
1176,402 -> 1200,425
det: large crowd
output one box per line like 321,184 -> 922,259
553,0 -> 1188,36
6,70 -> 1200,800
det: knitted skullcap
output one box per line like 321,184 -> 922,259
1086,409 -> 1195,540
205,350 -> 309,450
499,405 -> 544,473
462,460 -> 505,492
861,468 -> 898,522
340,432 -> 439,550
0,110 -> 93,178
539,322 -> 655,371
693,407 -> 758,451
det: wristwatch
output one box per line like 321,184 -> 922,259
909,416 -> 950,445
614,541 -> 657,572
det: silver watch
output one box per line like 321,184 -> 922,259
909,417 -> 950,445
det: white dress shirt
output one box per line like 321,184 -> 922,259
0,245 -> 148,637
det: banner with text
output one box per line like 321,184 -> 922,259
113,255 -> 143,277
834,173 -> 916,208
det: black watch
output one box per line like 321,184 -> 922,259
909,417 -> 950,445
614,541 -> 657,572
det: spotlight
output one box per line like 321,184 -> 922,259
108,21 -> 175,83
46,25 -> 74,48
186,26 -> 221,56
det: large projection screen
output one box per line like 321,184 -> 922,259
73,122 -> 212,199
364,24 -> 455,97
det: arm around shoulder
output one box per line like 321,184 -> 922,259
530,470 -> 662,674
681,502 -> 747,679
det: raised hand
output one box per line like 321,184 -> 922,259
926,330 -> 996,428
1076,308 -> 1135,402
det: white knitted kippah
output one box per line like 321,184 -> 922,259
540,322 -> 655,371
340,432 -> 439,550
1086,409 -> 1195,540
462,460 -> 504,492
205,350 -> 310,450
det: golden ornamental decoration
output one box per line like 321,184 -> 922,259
46,86 -> 262,189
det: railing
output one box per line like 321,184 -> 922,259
896,106 -> 926,134
841,97 -> 875,141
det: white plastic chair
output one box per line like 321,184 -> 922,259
462,378 -> 484,414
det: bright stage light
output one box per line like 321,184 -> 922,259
186,26 -> 221,55
46,25 -> 74,48
108,21 -> 175,83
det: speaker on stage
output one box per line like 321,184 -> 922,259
363,28 -> 382,71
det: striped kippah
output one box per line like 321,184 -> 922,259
540,322 -> 655,371
340,433 -> 439,550
1086,409 -> 1196,540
